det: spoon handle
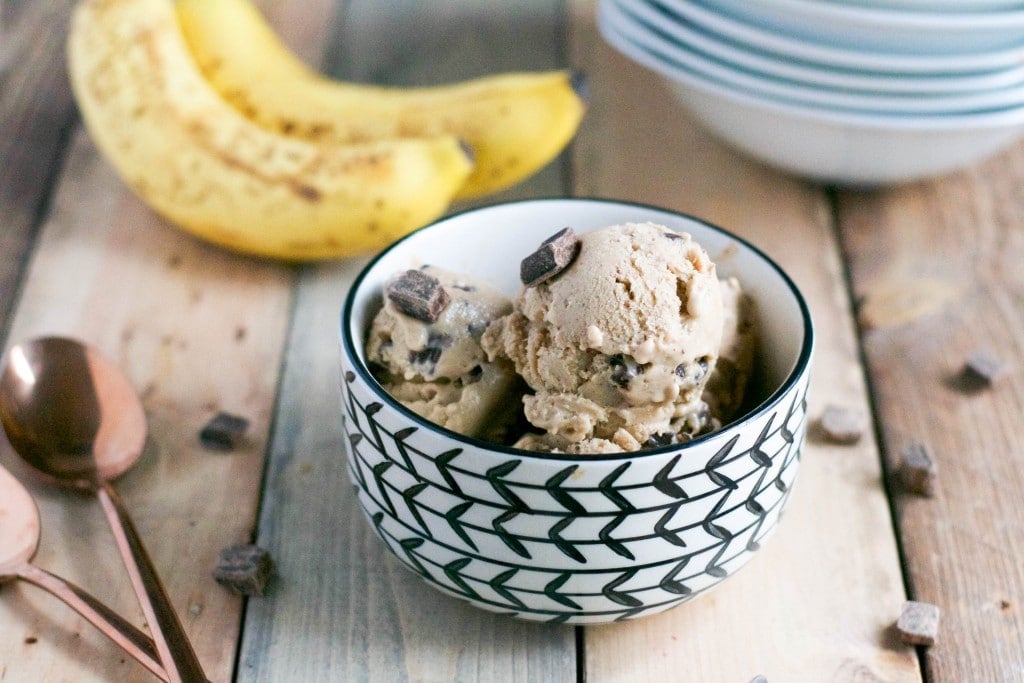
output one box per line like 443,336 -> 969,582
97,482 -> 208,683
15,562 -> 168,681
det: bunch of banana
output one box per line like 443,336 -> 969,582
67,0 -> 586,261
67,0 -> 472,261
175,0 -> 585,200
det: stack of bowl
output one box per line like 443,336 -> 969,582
597,0 -> 1024,184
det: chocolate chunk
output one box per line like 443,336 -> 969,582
818,405 -> 866,445
199,412 -> 250,451
899,441 -> 936,497
610,354 -> 642,388
674,357 -> 709,386
467,320 -> 488,337
962,348 -> 1008,387
408,333 -> 452,367
387,269 -> 451,323
663,231 -> 684,241
897,601 -> 940,646
452,282 -> 477,292
644,432 -> 676,448
521,227 -> 581,286
213,544 -> 274,596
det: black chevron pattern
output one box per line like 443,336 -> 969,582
544,572 -> 582,610
486,460 -> 528,510
443,501 -> 477,550
549,516 -> 586,563
401,482 -> 430,534
599,513 -> 634,560
492,509 -> 531,559
546,465 -> 585,514
340,360 -> 809,623
489,568 -> 526,609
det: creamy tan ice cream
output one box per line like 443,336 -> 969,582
483,222 -> 726,449
366,266 -> 522,440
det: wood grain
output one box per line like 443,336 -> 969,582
0,0 -> 78,339
838,150 -> 1024,682
568,3 -> 920,681
0,94 -> 294,683
236,1 -> 577,680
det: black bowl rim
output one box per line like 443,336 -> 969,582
340,197 -> 814,463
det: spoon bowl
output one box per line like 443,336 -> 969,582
0,463 -> 166,680
0,336 -> 206,683
0,463 -> 40,573
0,337 -> 145,486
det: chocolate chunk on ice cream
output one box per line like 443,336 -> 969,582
366,266 -> 522,441
483,222 -> 727,448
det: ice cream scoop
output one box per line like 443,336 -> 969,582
484,222 -> 725,450
366,266 -> 522,441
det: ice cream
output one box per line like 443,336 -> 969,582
482,222 -> 729,451
365,222 -> 757,454
365,266 -> 522,441
703,276 -> 756,428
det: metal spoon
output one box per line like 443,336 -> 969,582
0,463 -> 167,681
0,337 -> 207,683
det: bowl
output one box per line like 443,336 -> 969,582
701,0 -> 1024,54
616,0 -> 1024,96
607,0 -> 1024,115
655,0 -> 1024,74
598,8 -> 1024,184
339,198 -> 813,624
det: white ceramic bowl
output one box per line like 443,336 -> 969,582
339,199 -> 813,624
657,0 -> 1024,74
608,0 -> 1024,114
824,0 -> 1022,10
598,8 -> 1024,183
703,0 -> 1024,54
617,0 -> 1024,95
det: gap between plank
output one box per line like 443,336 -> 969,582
825,185 -> 928,681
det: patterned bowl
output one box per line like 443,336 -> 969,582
339,198 -> 813,624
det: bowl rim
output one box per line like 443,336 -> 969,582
610,0 -> 1024,114
340,197 -> 814,463
650,0 -> 1024,73
599,8 -> 1024,131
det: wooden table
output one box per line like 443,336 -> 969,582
2,1 -> 1022,681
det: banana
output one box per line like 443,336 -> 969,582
175,0 -> 587,200
67,0 -> 473,261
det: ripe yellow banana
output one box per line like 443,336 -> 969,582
67,0 -> 473,261
175,0 -> 587,200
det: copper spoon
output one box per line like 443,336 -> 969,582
0,337 -> 207,683
0,463 -> 168,680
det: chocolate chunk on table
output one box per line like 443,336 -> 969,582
899,441 -> 936,497
897,600 -> 940,646
199,412 -> 250,451
387,269 -> 451,323
213,544 -> 274,596
962,348 -> 1008,388
521,227 -> 581,286
818,404 -> 866,445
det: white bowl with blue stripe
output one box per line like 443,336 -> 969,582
608,0 -> 1024,114
621,0 -> 1024,95
657,0 -> 1024,74
598,0 -> 1024,183
700,0 -> 1024,54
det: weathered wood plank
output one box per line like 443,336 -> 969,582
237,1 -> 577,680
0,98 -> 294,683
838,152 -> 1024,681
568,3 -> 920,681
0,0 -> 78,339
